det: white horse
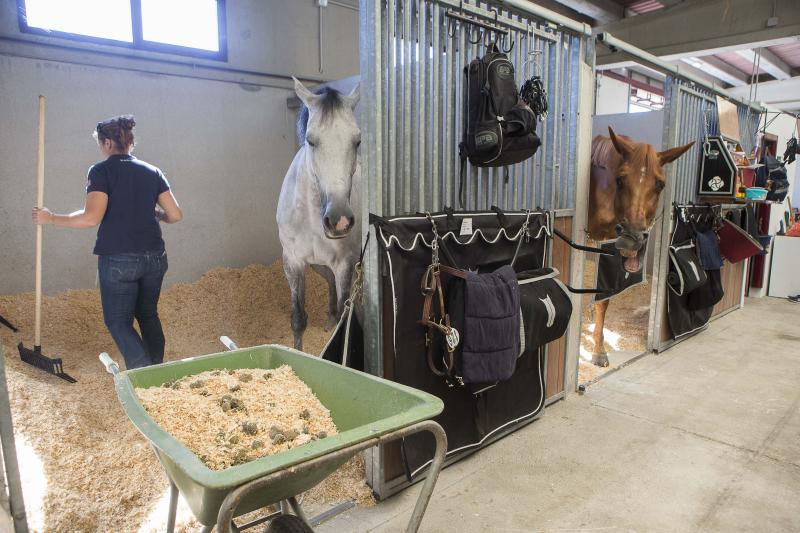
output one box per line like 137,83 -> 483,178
277,78 -> 361,350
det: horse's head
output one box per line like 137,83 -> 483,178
607,127 -> 693,273
294,77 -> 361,239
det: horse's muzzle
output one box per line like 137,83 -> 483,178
322,204 -> 355,239
614,224 -> 646,273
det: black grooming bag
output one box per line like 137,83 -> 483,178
517,267 -> 572,349
668,240 -> 707,296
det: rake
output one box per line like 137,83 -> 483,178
17,96 -> 76,384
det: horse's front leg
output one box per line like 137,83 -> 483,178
311,264 -> 338,331
592,299 -> 610,367
283,259 -> 308,351
332,261 -> 355,318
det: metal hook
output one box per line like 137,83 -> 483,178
500,33 -> 515,54
523,50 -> 542,78
467,25 -> 482,45
447,16 -> 456,38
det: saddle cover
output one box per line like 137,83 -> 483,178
443,265 -> 521,385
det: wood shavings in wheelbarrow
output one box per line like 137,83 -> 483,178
137,366 -> 338,470
0,261 -> 374,533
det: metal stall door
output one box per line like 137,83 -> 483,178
359,0 -> 594,498
648,79 -> 766,353
649,79 -> 717,353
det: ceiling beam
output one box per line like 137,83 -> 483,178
550,0 -> 623,25
597,0 -> 800,65
727,75 -> 800,112
735,47 -> 793,80
681,56 -> 749,87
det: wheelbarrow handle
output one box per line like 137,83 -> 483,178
99,352 -> 121,375
219,336 -> 239,351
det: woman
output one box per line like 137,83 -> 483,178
32,115 -> 183,369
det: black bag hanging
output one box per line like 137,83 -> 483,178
668,240 -> 708,296
517,268 -> 572,350
459,44 -> 540,206
755,155 -> 790,202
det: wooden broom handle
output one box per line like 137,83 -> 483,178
34,95 -> 45,348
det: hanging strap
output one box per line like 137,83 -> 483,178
553,228 -> 614,255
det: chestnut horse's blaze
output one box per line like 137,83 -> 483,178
586,127 -> 693,367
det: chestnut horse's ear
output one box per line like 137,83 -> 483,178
658,142 -> 695,166
608,126 -> 633,157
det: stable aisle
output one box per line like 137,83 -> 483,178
320,297 -> 800,532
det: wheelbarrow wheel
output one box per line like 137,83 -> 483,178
264,514 -> 314,533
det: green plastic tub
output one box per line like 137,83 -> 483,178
113,345 -> 443,526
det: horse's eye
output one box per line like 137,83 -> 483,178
355,139 -> 361,148
306,138 -> 317,147
655,180 -> 665,191
616,175 -> 624,188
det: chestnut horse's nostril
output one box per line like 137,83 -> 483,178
615,224 -> 624,236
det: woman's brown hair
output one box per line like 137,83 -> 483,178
94,115 -> 136,151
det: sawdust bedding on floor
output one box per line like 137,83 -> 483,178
0,262 -> 374,533
578,254 -> 651,385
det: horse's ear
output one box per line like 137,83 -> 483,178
346,83 -> 360,109
608,126 -> 633,158
293,77 -> 317,108
658,141 -> 695,166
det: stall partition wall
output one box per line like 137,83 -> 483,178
359,0 -> 595,498
650,79 -> 757,352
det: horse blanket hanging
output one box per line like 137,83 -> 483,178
372,209 -> 554,480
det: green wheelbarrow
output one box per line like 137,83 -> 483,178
99,339 -> 447,533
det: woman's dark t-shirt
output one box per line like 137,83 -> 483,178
86,154 -> 170,255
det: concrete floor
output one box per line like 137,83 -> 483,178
320,297 -> 800,532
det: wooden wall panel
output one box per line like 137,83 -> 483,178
546,215 -> 573,399
712,258 -> 745,316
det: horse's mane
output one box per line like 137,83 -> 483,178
591,134 -> 661,177
297,86 -> 345,145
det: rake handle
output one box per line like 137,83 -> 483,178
34,95 -> 45,347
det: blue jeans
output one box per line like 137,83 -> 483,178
98,251 -> 168,369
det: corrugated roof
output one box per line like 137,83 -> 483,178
769,42 -> 800,69
715,51 -> 768,77
626,0 -> 666,14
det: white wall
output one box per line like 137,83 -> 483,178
749,106 -> 798,298
592,111 -> 664,147
595,75 -> 629,116
0,0 -> 360,295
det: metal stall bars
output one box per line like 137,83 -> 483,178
596,33 -> 764,355
359,0 -> 595,499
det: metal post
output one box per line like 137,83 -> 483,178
648,77 -> 681,352
564,36 -> 595,395
0,347 -> 29,533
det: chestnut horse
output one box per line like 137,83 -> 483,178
587,127 -> 693,367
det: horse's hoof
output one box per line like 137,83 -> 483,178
591,352 -> 609,368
